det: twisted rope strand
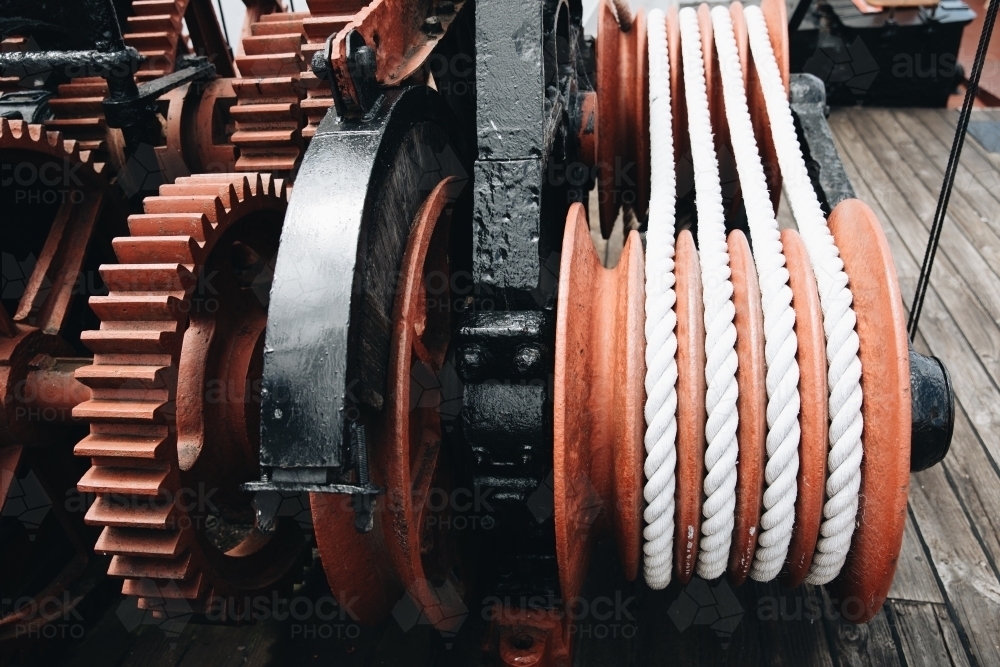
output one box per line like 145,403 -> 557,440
711,6 -> 801,583
745,5 -> 864,585
643,8 -> 679,590
679,7 -> 740,581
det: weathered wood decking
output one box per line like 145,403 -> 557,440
50,108 -> 1000,667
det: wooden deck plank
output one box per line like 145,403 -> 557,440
820,593 -> 902,667
887,601 -> 971,667
831,109 -> 1000,667
841,111 -> 1000,319
887,515 -> 944,605
895,109 -> 1000,222
922,110 -> 1000,183
833,107 -> 1000,573
907,463 -> 1000,667
869,108 -> 1000,278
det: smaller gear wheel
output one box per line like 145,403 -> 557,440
73,172 -> 306,615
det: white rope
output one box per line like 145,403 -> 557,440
642,8 -> 678,591
745,5 -> 864,585
679,7 -> 739,581
711,6 -> 801,583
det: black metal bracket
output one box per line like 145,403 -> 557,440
790,72 -> 856,213
244,422 -> 382,533
909,347 -> 955,472
0,89 -> 53,122
101,56 -> 216,130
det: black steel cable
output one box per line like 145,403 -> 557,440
909,0 -> 1000,339
215,0 -> 230,48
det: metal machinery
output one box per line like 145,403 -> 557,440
0,0 -> 956,664
789,0 -> 976,107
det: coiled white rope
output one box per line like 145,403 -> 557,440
745,5 -> 864,585
678,7 -> 739,581
710,6 -> 801,583
642,8 -> 678,590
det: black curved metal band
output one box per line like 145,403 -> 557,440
257,86 -> 471,488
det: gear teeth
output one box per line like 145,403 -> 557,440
89,295 -> 188,322
75,430 -> 170,459
96,526 -> 185,557
80,328 -> 181,355
143,195 -> 229,224
99,264 -> 196,293
229,3 -> 350,175
0,119 -> 103,177
31,1 -> 191,159
126,214 -> 214,241
85,494 -> 178,530
124,573 -> 205,601
78,465 -> 172,495
110,552 -> 194,580
112,236 -> 201,265
76,172 -> 291,613
73,399 -> 170,423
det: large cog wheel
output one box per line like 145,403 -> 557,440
73,172 -> 306,615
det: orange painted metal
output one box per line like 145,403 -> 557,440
726,230 -> 766,584
673,229 -> 706,584
760,0 -> 790,95
779,228 -> 827,587
827,199 -> 911,623
488,606 -> 571,667
553,203 -> 644,604
73,173 -> 304,615
729,0 -> 782,214
595,0 -> 649,237
311,177 -> 468,627
327,0 -> 466,115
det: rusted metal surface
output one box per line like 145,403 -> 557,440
828,199 -> 911,623
326,0 -> 467,117
311,176 -> 467,626
553,203 -> 644,605
73,172 -> 305,615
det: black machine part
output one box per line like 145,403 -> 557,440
253,86 -> 470,492
791,0 -> 974,107
0,0 -> 215,159
0,89 -> 52,122
909,347 -> 954,472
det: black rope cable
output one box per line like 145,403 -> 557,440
909,0 -> 1000,340
214,0 -> 230,48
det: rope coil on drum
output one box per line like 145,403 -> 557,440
642,8 -> 679,590
640,2 -> 866,588
744,5 -> 864,585
711,5 -> 800,583
677,7 -> 740,582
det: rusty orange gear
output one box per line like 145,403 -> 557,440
230,1 -> 369,176
73,172 -> 306,614
0,119 -> 125,647
41,1 -> 196,167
